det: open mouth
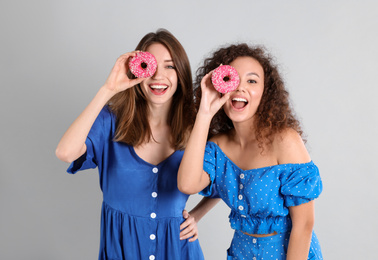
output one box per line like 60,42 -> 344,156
231,97 -> 248,109
149,85 -> 168,95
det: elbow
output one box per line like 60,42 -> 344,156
306,218 -> 315,232
303,212 -> 315,231
302,220 -> 315,235
55,146 -> 75,163
177,183 -> 199,195
292,217 -> 315,235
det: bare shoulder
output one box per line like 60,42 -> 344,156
273,128 -> 311,164
208,133 -> 229,146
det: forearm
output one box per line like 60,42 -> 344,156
189,197 -> 220,222
177,113 -> 213,194
286,225 -> 313,260
286,200 -> 315,260
55,86 -> 116,162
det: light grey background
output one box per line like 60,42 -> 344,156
1,1 -> 377,259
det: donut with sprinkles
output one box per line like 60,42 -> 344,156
129,52 -> 157,78
211,65 -> 240,93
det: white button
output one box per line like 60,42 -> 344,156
149,255 -> 155,260
238,205 -> 244,211
152,167 -> 158,173
253,257 -> 257,260
152,192 -> 158,198
238,195 -> 243,200
252,238 -> 257,244
150,234 -> 156,240
150,213 -> 156,219
240,173 -> 245,179
239,184 -> 244,189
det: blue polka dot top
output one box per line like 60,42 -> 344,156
200,141 -> 323,235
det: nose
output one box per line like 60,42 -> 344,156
234,82 -> 245,92
151,64 -> 164,79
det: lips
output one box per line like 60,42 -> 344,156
231,97 -> 248,110
149,84 -> 168,95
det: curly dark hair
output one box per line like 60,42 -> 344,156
194,43 -> 305,148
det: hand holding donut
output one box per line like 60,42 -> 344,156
198,71 -> 231,117
103,51 -> 145,93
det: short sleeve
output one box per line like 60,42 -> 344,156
67,106 -> 114,174
280,162 -> 323,207
199,142 -> 218,197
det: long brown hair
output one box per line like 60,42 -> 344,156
195,43 -> 304,148
108,29 -> 195,150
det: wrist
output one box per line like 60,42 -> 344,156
188,210 -> 199,223
100,85 -> 118,99
196,111 -> 214,123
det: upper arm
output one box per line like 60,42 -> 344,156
274,129 -> 311,164
289,200 -> 315,229
179,169 -> 211,195
78,143 -> 88,160
199,170 -> 211,190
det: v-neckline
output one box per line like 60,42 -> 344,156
130,146 -> 178,167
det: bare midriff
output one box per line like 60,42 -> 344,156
241,231 -> 278,237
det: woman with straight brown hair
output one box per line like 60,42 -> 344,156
56,29 -> 219,260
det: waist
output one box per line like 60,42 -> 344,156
229,211 -> 292,235
102,200 -> 185,219
241,231 -> 278,237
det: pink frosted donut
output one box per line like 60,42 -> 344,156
129,52 -> 157,78
211,65 -> 240,93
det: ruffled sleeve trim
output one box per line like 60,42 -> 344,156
280,161 -> 323,207
66,106 -> 114,174
199,142 -> 218,197
67,138 -> 97,174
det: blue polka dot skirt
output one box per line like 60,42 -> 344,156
226,230 -> 323,260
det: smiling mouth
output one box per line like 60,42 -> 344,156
149,85 -> 168,95
231,97 -> 248,109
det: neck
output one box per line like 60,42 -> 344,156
147,101 -> 171,127
231,120 -> 257,148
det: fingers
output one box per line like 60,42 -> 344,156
179,215 -> 191,230
182,209 -> 189,219
129,77 -> 145,86
188,233 -> 198,242
180,224 -> 198,241
180,211 -> 199,242
219,92 -> 231,104
200,71 -> 214,91
115,50 -> 141,70
118,50 -> 140,60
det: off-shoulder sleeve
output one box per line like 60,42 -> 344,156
199,142 -> 218,197
280,161 -> 323,207
67,106 -> 114,174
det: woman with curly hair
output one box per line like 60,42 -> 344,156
178,43 -> 323,259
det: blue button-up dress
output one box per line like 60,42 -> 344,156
67,106 -> 204,260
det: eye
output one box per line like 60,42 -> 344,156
166,65 -> 176,69
247,79 -> 257,84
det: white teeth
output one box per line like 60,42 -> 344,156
150,85 -> 168,89
232,97 -> 248,102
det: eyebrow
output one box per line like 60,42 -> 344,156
247,72 -> 260,78
164,59 -> 174,63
